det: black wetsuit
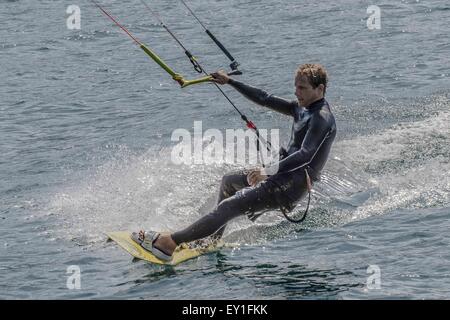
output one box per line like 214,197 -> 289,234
171,79 -> 336,245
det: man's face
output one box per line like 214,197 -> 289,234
295,75 -> 324,107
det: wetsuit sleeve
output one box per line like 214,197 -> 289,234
228,79 -> 295,117
265,114 -> 332,174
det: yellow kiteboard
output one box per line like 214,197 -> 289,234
107,231 -> 224,266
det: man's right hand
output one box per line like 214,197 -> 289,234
246,168 -> 268,187
210,70 -> 231,85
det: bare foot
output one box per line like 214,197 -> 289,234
153,234 -> 177,255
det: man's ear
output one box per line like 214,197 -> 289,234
317,84 -> 325,95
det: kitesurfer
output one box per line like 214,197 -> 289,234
132,63 -> 337,261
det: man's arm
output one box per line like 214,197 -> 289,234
228,79 -> 296,117
211,71 -> 295,117
265,114 -> 332,175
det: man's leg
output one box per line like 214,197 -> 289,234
171,181 -> 280,245
212,171 -> 250,239
151,172 -> 309,257
138,172 -> 253,258
217,170 -> 250,203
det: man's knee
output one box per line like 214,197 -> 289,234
220,172 -> 246,197
215,196 -> 249,219
215,198 -> 234,215
221,172 -> 238,186
219,174 -> 233,199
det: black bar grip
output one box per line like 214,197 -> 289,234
205,29 -> 235,62
227,70 -> 242,76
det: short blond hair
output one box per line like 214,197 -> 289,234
296,64 -> 328,95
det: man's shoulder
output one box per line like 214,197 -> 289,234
319,100 -> 335,117
311,103 -> 336,129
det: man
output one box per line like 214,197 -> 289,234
132,63 -> 337,261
